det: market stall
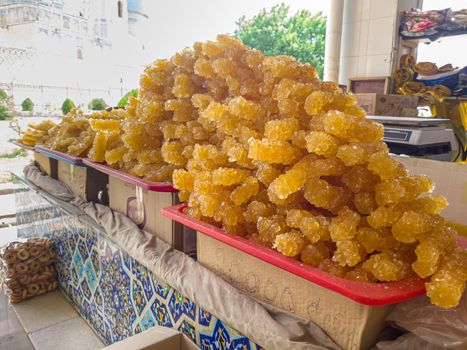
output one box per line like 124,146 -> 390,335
344,6 -> 467,163
3,32 -> 467,350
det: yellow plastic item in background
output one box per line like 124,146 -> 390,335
460,101 -> 467,131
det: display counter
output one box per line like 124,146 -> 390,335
12,172 -> 262,349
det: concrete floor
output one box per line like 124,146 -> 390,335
0,291 -> 34,350
0,161 -> 33,350
0,290 -> 104,350
0,155 -> 104,349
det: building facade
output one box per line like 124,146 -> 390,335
0,0 -> 149,113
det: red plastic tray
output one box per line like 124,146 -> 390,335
35,146 -> 86,167
83,159 -> 176,192
11,140 -> 34,151
162,204 -> 467,306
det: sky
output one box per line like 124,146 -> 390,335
141,0 -> 466,67
142,0 -> 328,59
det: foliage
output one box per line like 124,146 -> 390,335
0,106 -> 12,120
0,89 -> 7,100
21,97 -> 34,112
117,89 -> 138,107
0,148 -> 27,159
61,98 -> 75,115
89,98 -> 107,111
235,3 -> 326,78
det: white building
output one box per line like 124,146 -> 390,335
0,0 -> 150,113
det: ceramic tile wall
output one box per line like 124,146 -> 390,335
14,181 -> 262,350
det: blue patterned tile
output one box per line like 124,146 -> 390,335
72,285 -> 83,310
69,231 -> 80,254
101,248 -> 135,339
169,290 -> 196,323
14,182 -> 263,350
140,310 -> 156,330
231,337 -> 253,350
155,282 -> 171,299
123,253 -> 132,272
131,280 -> 146,316
90,248 -> 101,276
84,259 -> 98,293
80,278 -> 91,300
60,282 -> 73,299
199,320 -> 231,350
91,310 -> 105,338
150,298 -> 172,328
94,287 -> 103,311
86,232 -> 98,255
179,319 -> 196,344
72,250 -> 85,280
103,320 -> 113,345
199,307 -> 212,327
78,223 -> 88,239
78,237 -> 89,261
71,265 -> 79,286
82,299 -> 92,319
134,324 -> 142,334
132,261 -> 154,301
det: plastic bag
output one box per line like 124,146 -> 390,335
374,332 -> 445,350
379,293 -> 467,349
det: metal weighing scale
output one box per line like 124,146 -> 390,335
366,116 -> 458,161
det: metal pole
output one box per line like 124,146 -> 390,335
323,0 -> 344,82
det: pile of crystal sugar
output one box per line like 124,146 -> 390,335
106,34 -> 466,309
86,109 -> 127,163
26,108 -> 126,160
43,109 -> 95,157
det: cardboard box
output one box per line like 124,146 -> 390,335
356,93 -> 419,116
109,176 -> 196,255
400,107 -> 418,117
33,152 -> 58,179
196,158 -> 467,350
348,77 -> 391,94
57,161 -> 108,203
395,156 -> 467,226
102,326 -> 198,350
197,233 -> 391,350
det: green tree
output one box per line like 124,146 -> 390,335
0,106 -> 12,120
235,4 -> 326,78
89,98 -> 107,111
21,98 -> 34,111
0,89 -> 7,100
62,98 -> 75,115
117,89 -> 138,107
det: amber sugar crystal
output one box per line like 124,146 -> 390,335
43,109 -> 96,157
164,35 -> 466,308
24,34 -> 466,308
20,108 -> 126,160
19,119 -> 57,146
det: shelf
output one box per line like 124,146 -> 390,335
443,96 -> 467,102
163,203 -> 467,306
34,146 -> 86,167
83,158 -> 176,192
401,30 -> 467,45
